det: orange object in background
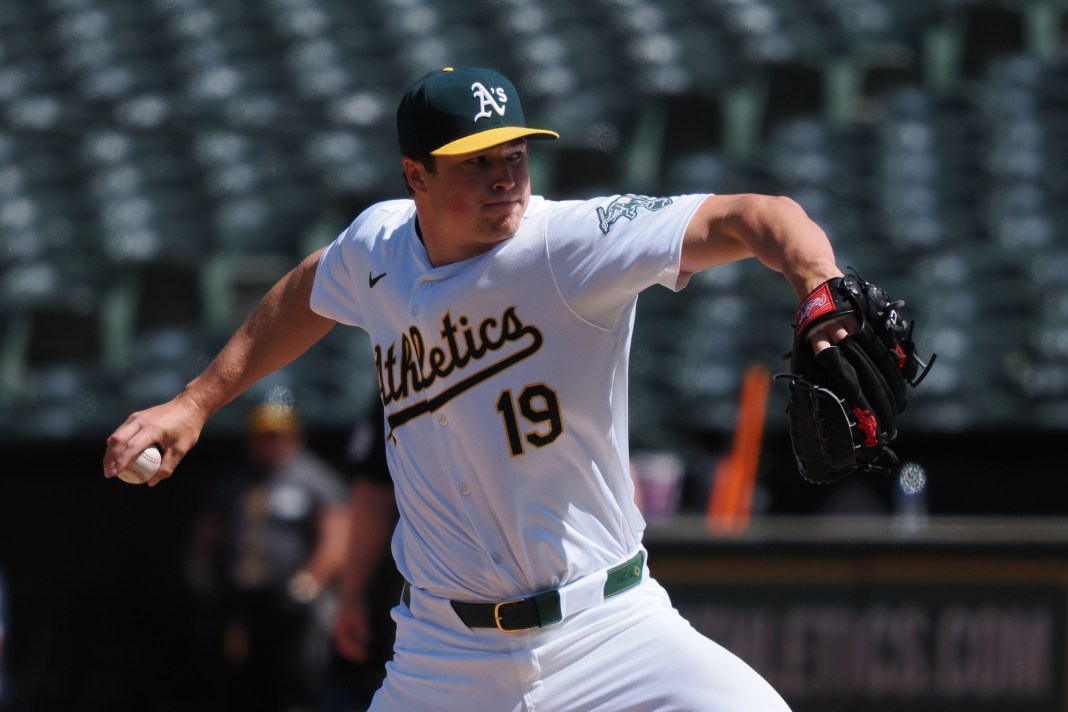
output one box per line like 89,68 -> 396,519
708,364 -> 771,534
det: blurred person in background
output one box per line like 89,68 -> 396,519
329,398 -> 401,712
186,401 -> 351,712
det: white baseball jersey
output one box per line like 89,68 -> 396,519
311,192 -> 703,602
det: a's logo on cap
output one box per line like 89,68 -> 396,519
471,82 -> 508,122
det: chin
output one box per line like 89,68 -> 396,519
481,213 -> 522,240
503,217 -> 525,239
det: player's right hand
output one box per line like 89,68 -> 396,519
103,392 -> 209,486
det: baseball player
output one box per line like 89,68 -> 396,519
104,66 -> 851,710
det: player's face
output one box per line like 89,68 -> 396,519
247,430 -> 301,470
425,139 -> 531,247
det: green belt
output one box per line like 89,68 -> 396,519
445,551 -> 645,633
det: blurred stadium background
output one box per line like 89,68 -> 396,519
0,0 -> 1066,441
1,0 -> 1067,709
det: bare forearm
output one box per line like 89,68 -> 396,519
331,479 -> 394,661
185,250 -> 335,417
301,505 -> 352,583
339,479 -> 397,601
104,249 -> 335,484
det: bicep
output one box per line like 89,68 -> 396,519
679,194 -> 758,277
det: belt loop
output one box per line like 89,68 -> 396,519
604,551 -> 644,598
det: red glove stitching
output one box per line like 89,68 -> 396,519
852,408 -> 879,448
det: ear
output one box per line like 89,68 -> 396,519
403,157 -> 429,193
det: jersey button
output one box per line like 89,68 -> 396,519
411,305 -> 419,317
437,414 -> 448,426
460,484 -> 471,496
491,553 -> 502,564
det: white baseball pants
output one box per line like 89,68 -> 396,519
368,574 -> 791,711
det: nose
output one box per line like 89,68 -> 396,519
491,158 -> 516,191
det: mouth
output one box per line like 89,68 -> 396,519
483,198 -> 521,212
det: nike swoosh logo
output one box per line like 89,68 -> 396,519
368,271 -> 387,288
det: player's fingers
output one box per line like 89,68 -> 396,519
807,315 -> 857,353
103,415 -> 139,467
149,442 -> 190,487
103,418 -> 149,478
105,394 -> 206,484
809,333 -> 832,353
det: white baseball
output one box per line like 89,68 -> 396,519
117,445 -> 162,485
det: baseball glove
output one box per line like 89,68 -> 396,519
775,269 -> 935,484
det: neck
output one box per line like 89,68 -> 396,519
414,209 -> 505,268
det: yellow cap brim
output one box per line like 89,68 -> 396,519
431,127 -> 560,156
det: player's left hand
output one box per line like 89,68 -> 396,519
776,269 -> 935,484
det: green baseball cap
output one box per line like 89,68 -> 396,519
397,66 -> 559,157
